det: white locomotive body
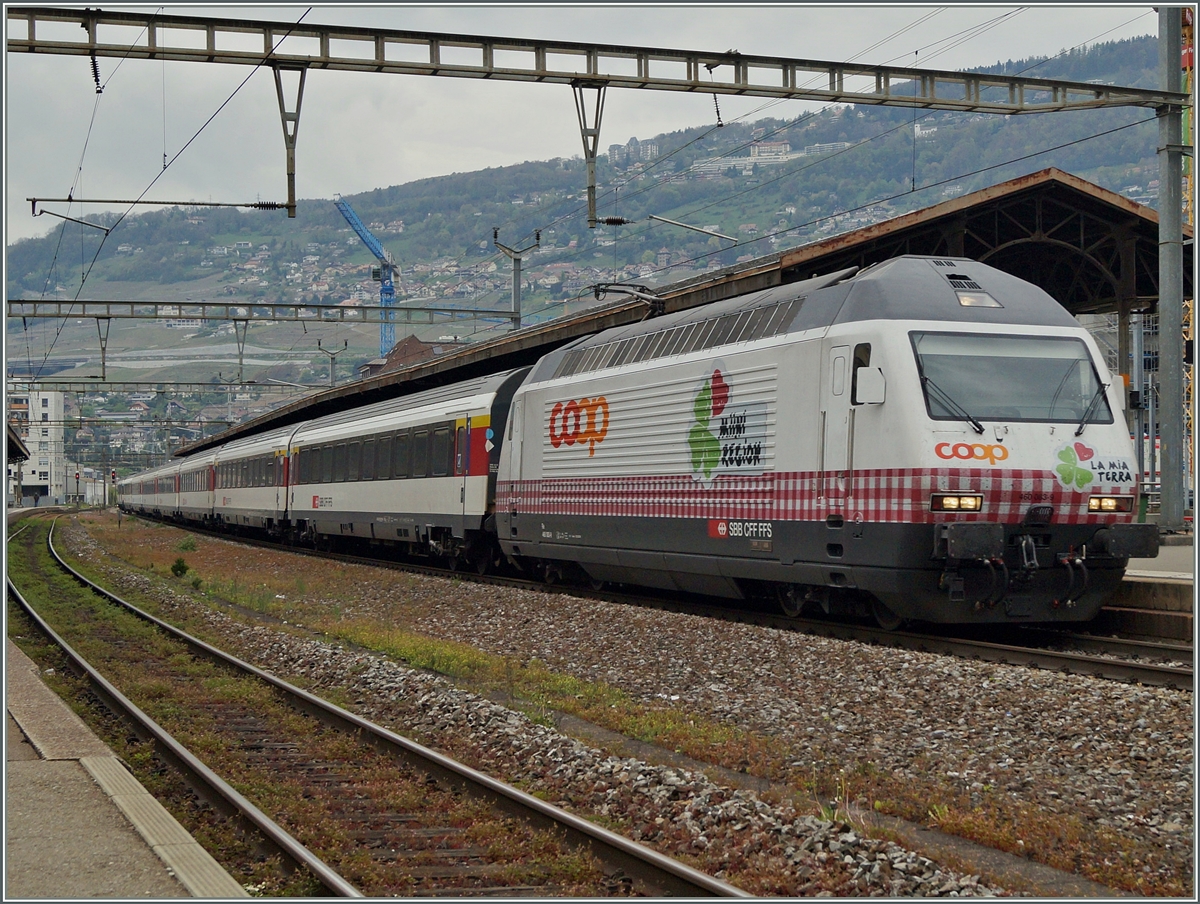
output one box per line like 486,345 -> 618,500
496,256 -> 1155,624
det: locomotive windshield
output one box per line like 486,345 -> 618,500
911,332 -> 1113,425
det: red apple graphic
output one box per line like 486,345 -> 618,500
1073,442 -> 1094,462
711,370 -> 729,416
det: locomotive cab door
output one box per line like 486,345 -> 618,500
506,398 -> 524,538
820,344 -> 851,507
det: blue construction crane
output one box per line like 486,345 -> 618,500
333,195 -> 397,358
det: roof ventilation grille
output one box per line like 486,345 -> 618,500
946,275 -> 983,290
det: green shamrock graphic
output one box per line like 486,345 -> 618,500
1055,446 -> 1093,490
689,423 -> 720,477
694,380 -> 712,425
689,378 -> 721,478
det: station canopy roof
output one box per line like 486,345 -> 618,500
179,167 -> 1192,456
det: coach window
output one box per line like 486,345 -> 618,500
378,434 -> 393,478
432,426 -> 451,477
348,441 -> 361,481
393,431 -> 410,478
362,438 -> 375,480
321,445 -> 334,483
454,426 -> 466,475
412,429 -> 430,477
333,443 -> 348,482
850,345 -> 872,404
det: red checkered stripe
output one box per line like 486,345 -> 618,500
497,468 -> 1137,525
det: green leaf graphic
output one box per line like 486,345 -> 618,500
1058,448 -> 1077,465
694,380 -> 712,427
1056,463 -> 1076,485
688,424 -> 720,478
1073,468 -> 1093,489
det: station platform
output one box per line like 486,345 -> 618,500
1101,538 -> 1195,641
5,638 -> 247,898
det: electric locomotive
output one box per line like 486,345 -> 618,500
496,255 -> 1158,625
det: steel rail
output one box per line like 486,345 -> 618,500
1015,627 -> 1195,663
42,518 -> 749,898
134,513 -> 1193,691
6,6 -> 1189,114
6,561 -> 363,897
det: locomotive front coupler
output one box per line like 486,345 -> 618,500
933,521 -> 1006,605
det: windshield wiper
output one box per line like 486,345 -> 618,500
921,375 -> 984,434
1075,383 -> 1109,436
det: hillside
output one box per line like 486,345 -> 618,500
7,36 -> 1162,322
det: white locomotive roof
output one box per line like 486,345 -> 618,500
532,256 -> 1080,384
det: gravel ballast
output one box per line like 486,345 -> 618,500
60,519 -> 1193,896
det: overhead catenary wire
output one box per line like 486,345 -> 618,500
28,7 -> 315,380
468,113 -> 1157,340
492,6 -> 1045,267
485,7 -> 973,248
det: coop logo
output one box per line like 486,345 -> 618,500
312,495 -> 333,509
935,442 -> 1009,466
548,396 -> 609,456
689,366 -> 767,481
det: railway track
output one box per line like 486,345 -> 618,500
7,516 -> 747,898
145,515 -> 1193,691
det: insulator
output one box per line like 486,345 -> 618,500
90,54 -> 102,94
252,201 -> 285,210
599,216 -> 632,226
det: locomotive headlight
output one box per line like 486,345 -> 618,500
1088,495 -> 1134,512
931,494 -> 983,512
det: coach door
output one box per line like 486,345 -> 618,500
454,413 -> 471,524
820,344 -> 851,506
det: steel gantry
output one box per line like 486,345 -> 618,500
7,6 -> 1184,111
6,6 -> 1190,225
7,299 -> 518,324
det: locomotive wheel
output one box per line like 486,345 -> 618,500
778,586 -> 802,618
870,597 -> 904,631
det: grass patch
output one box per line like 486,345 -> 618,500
319,617 -> 790,780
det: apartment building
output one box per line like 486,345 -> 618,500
7,390 -> 66,504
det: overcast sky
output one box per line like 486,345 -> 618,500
4,3 -> 1161,245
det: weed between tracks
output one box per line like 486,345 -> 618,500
50,512 -> 1196,896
